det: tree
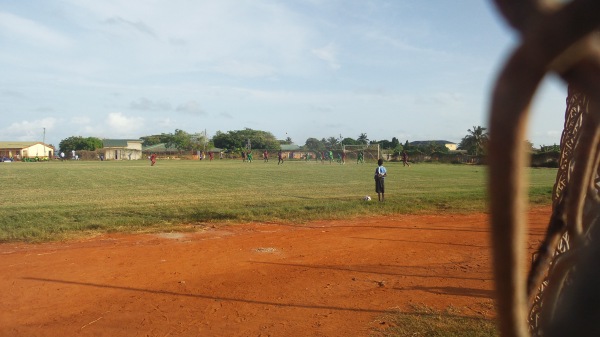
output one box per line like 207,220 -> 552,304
342,137 -> 358,146
425,142 -> 449,154
540,144 -> 560,152
140,129 -> 206,152
325,136 -> 339,148
458,126 -> 489,155
59,136 -> 103,152
374,139 -> 392,149
212,131 -> 241,150
212,128 -> 279,150
304,138 -> 325,151
165,129 -> 194,151
393,143 -> 404,156
190,132 -> 209,151
141,134 -> 168,146
357,133 -> 369,145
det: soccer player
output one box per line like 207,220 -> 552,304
374,158 -> 387,201
402,150 -> 410,167
278,150 -> 284,165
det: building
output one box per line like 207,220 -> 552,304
280,144 -> 303,159
409,140 -> 458,151
0,141 -> 55,160
102,139 -> 143,160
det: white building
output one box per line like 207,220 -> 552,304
0,141 -> 55,160
102,139 -> 143,160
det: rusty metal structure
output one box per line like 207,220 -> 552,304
487,1 -> 600,337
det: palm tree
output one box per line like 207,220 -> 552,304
357,133 -> 369,144
326,137 -> 339,148
458,126 -> 488,155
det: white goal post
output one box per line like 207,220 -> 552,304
342,144 -> 380,161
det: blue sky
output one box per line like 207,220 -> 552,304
0,0 -> 567,148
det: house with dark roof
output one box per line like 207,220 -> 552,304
0,141 -> 55,160
102,139 -> 143,160
279,144 -> 303,159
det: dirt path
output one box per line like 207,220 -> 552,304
0,207 -> 550,337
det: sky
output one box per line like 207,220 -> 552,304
0,0 -> 568,148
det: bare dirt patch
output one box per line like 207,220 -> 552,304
0,207 -> 550,337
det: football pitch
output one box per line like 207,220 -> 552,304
0,159 -> 556,242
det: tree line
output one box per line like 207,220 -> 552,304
57,126 -> 554,156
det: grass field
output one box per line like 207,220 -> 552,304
0,159 -> 556,242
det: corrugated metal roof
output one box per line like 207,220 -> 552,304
102,139 -> 142,147
0,141 -> 53,149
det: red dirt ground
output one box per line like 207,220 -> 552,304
0,207 -> 551,337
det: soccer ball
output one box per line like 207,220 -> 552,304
363,195 -> 372,201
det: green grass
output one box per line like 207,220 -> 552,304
371,304 -> 498,337
0,159 -> 556,242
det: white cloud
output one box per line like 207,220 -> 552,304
1,117 -> 58,141
106,112 -> 144,136
311,43 -> 341,70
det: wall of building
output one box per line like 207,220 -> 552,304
22,144 -> 54,158
445,144 -> 458,151
104,148 -> 143,160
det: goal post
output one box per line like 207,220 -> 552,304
342,144 -> 380,162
